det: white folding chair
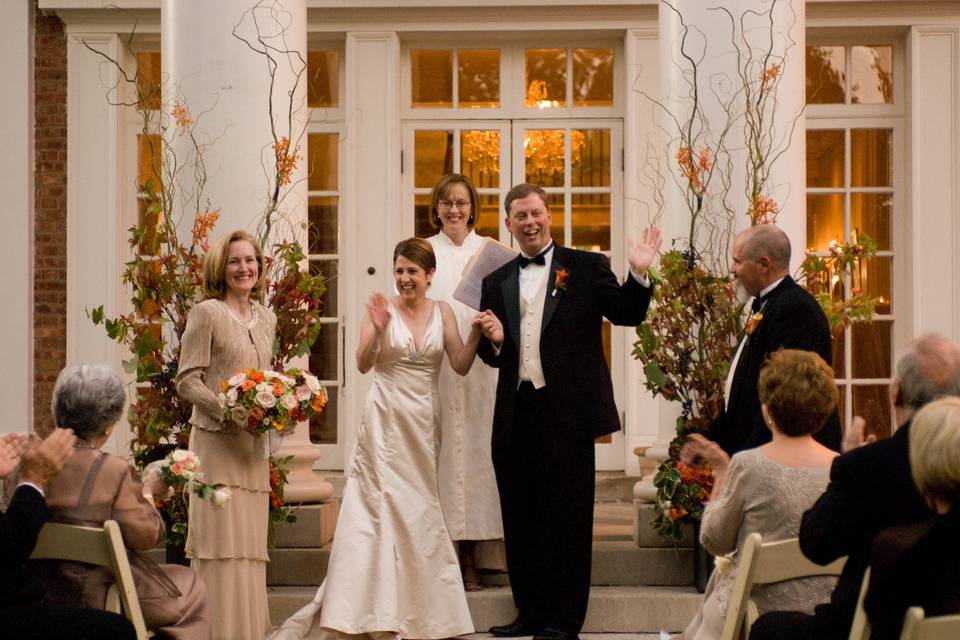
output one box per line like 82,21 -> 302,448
847,567 -> 871,640
30,519 -> 154,639
720,533 -> 846,640
898,606 -> 960,640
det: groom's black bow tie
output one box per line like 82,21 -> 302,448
518,251 -> 547,269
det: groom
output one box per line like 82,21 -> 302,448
476,184 -> 660,640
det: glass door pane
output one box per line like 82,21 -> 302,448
306,132 -> 342,448
406,123 -> 510,242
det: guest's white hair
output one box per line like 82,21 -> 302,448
909,396 -> 960,509
50,363 -> 126,441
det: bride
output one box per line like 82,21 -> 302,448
271,238 -> 501,640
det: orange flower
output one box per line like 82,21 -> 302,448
760,63 -> 782,94
249,406 -> 265,427
191,208 -> 220,246
241,379 -> 256,392
271,380 -> 285,397
676,145 -> 712,193
745,312 -> 764,336
247,369 -> 265,383
749,195 -> 780,224
171,100 -> 192,134
273,137 -> 301,188
310,392 -> 328,413
220,380 -> 229,393
669,506 -> 688,521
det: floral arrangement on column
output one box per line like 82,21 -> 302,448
634,0 -> 877,542
84,6 -> 324,548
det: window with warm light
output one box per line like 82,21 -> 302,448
306,45 -> 344,446
410,48 -> 500,109
805,36 -> 902,439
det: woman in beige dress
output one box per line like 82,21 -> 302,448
177,230 -> 277,639
37,363 -> 211,639
676,350 -> 840,640
425,174 -> 504,590
272,238 -> 502,640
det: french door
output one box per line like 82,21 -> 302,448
402,119 -> 627,469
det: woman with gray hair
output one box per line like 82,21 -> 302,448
34,363 -> 212,639
864,396 -> 960,638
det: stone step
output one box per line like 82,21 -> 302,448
633,502 -> 694,548
267,585 -> 701,633
265,541 -> 693,587
314,471 -> 641,503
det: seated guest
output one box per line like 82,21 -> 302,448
677,350 -> 839,640
33,363 -> 211,640
1,427 -> 138,639
864,396 -> 960,639
750,333 -> 960,640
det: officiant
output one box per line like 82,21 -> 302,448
476,183 -> 661,640
425,173 -> 504,591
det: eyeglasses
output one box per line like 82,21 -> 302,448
438,200 -> 472,211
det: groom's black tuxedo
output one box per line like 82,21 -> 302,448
713,276 -> 841,455
478,244 -> 652,634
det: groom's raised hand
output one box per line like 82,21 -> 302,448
627,226 -> 662,279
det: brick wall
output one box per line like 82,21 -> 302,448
34,10 -> 67,434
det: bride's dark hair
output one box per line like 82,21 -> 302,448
393,237 -> 436,273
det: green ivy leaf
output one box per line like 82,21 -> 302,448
644,360 -> 668,389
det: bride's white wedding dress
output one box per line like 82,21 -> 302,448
271,301 -> 474,640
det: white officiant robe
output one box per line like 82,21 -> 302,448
427,230 -> 504,542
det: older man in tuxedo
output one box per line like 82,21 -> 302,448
476,183 -> 660,640
713,224 -> 841,455
0,428 -> 137,640
749,333 -> 960,640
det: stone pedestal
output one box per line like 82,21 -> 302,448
277,424 -> 336,512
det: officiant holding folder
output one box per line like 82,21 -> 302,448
476,183 -> 661,640
426,173 -> 505,591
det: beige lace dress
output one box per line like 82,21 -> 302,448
679,448 -> 836,640
176,298 -> 277,640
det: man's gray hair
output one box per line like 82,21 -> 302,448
50,363 -> 126,441
742,224 -> 791,270
896,333 -> 960,410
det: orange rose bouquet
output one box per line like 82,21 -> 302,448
219,368 -> 327,434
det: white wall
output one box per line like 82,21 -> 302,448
0,1 -> 34,436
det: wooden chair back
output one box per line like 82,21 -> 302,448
720,533 -> 846,640
898,607 -> 960,640
847,567 -> 872,640
30,519 -> 152,639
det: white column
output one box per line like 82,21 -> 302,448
161,0 -> 308,239
634,0 -> 806,499
163,0 -> 331,503
909,25 -> 960,342
0,0 -> 33,436
658,0 -> 806,271
624,27 -> 664,477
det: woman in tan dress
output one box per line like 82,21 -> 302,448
38,363 -> 211,639
177,230 -> 277,639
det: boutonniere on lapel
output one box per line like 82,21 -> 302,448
552,268 -> 569,297
744,312 -> 763,336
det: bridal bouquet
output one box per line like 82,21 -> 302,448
219,368 -> 327,435
145,449 -> 232,508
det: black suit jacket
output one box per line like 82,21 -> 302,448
478,245 -> 652,445
799,421 -> 933,638
713,276 -> 841,455
0,484 -> 47,607
864,508 -> 960,640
